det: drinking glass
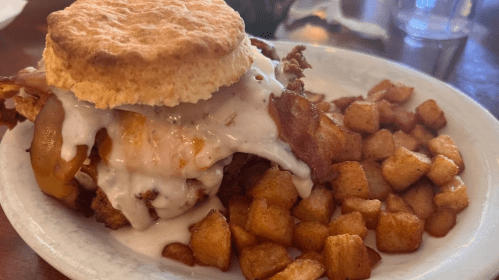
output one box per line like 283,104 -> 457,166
386,0 -> 480,79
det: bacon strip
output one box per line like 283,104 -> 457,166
269,90 -> 345,183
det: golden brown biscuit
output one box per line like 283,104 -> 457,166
43,0 -> 254,108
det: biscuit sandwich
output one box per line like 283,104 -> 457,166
0,0 -> 345,233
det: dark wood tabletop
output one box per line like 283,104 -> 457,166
0,0 -> 498,279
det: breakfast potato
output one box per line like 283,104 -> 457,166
410,124 -> 435,147
427,155 -> 459,186
162,242 -> 196,266
385,193 -> 415,214
433,176 -> 469,213
362,129 -> 395,161
425,208 -> 457,237
332,96 -> 364,112
369,80 -> 413,104
297,251 -> 327,267
385,82 -> 414,104
324,234 -> 371,280
427,134 -> 465,172
247,166 -> 298,210
334,131 -> 363,162
366,246 -> 382,268
361,160 -> 392,201
269,259 -> 325,280
376,211 -> 424,253
230,223 -> 259,254
343,101 -> 380,133
229,195 -> 252,227
415,99 -> 447,130
366,88 -> 387,103
393,106 -> 418,133
189,209 -> 231,271
292,185 -> 335,224
293,221 -> 330,252
402,183 -> 435,220
329,112 -> 345,127
381,147 -> 432,191
246,198 -> 294,247
393,130 -> 419,151
376,99 -> 396,124
331,161 -> 370,201
368,79 -> 392,95
329,212 -> 368,239
239,242 -> 292,280
341,197 -> 381,229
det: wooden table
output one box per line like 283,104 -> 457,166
1,0 -> 498,279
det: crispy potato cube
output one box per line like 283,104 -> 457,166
246,198 -> 294,247
332,96 -> 364,112
344,101 -> 380,133
269,259 -> 325,280
376,211 -> 424,253
393,106 -> 418,133
331,161 -> 370,201
230,223 -> 259,254
385,193 -> 415,214
366,89 -> 387,103
293,222 -> 330,252
427,155 -> 459,186
329,112 -> 345,127
248,166 -> 298,210
381,147 -> 432,191
162,242 -> 196,267
229,195 -> 252,227
297,251 -> 326,267
376,99 -> 396,124
416,99 -> 447,130
393,130 -> 419,151
362,129 -> 395,161
239,243 -> 292,280
410,124 -> 435,147
329,212 -> 368,239
369,80 -> 413,104
366,246 -> 382,268
361,160 -> 392,201
324,234 -> 371,280
433,176 -> 469,212
334,131 -> 362,162
292,186 -> 335,224
341,197 -> 381,229
368,79 -> 392,95
425,208 -> 457,237
387,82 -> 414,104
428,134 -> 464,172
402,183 -> 435,220
189,209 -> 231,271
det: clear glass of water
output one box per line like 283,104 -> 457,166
386,0 -> 480,79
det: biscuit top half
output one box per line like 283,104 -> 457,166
43,0 -> 255,108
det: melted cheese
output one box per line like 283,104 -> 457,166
54,48 -> 313,233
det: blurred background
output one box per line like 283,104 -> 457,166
1,0 -> 498,139
1,0 -> 497,117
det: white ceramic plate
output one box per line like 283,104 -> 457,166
0,0 -> 27,30
1,41 -> 499,280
